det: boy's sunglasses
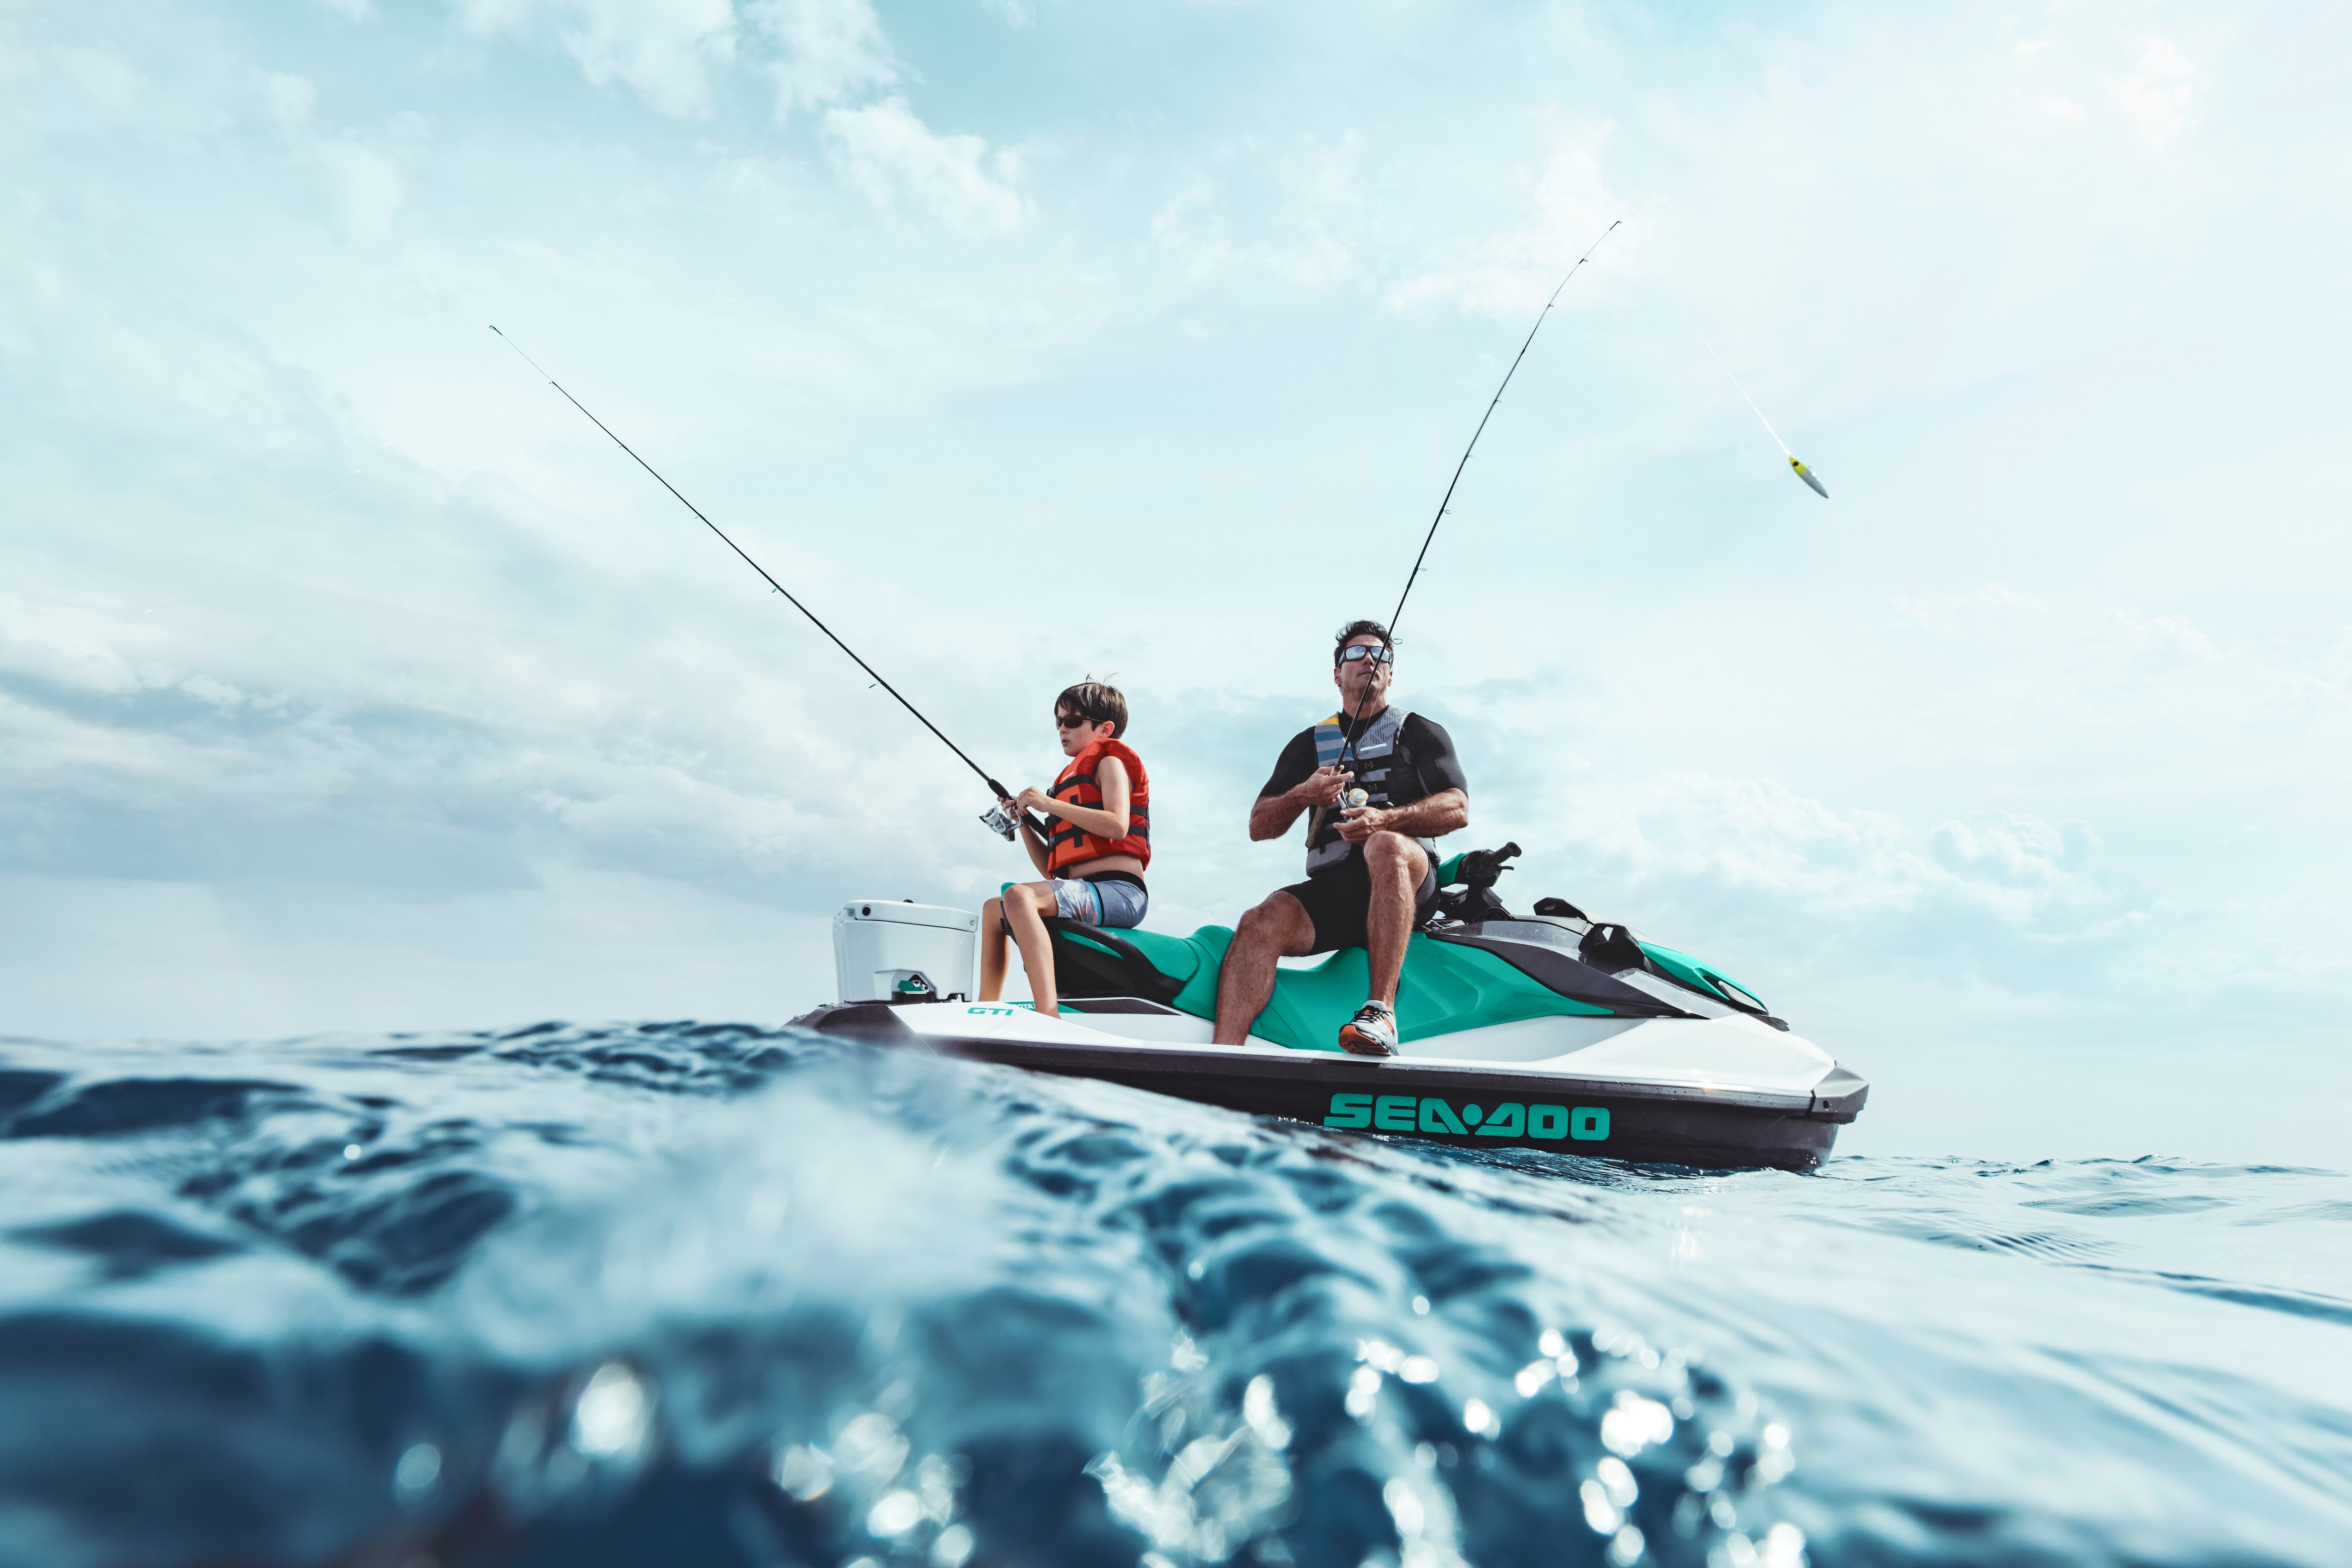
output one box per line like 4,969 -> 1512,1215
1336,644 -> 1394,666
1055,714 -> 1093,729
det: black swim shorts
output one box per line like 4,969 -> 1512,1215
1277,850 -> 1440,955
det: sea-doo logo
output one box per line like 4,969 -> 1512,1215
1322,1094 -> 1609,1142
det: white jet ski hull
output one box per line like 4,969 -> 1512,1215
790,996 -> 1866,1172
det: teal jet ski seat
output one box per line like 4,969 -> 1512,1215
1040,921 -> 1615,1053
1030,841 -> 1777,1049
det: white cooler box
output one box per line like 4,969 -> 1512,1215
833,900 -> 977,1003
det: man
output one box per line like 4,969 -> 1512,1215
1213,621 -> 1469,1055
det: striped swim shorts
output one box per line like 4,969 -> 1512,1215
1052,874 -> 1148,929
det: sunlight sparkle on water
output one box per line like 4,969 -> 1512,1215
569,1362 -> 652,1460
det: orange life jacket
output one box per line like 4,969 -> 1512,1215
1045,736 -> 1152,875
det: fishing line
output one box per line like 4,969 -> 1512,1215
1311,218 -> 1620,842
1666,293 -> 1830,499
488,326 -> 1038,832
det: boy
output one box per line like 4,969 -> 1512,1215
978,680 -> 1151,1018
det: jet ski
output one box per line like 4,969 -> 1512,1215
791,844 -> 1867,1172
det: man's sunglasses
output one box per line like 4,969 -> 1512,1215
1336,644 -> 1395,666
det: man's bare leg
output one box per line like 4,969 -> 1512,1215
1213,891 -> 1316,1045
1361,831 -> 1430,1011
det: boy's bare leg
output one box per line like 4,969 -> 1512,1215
1361,832 -> 1429,1011
978,895 -> 1009,1001
1213,891 -> 1315,1044
1004,883 -> 1062,1017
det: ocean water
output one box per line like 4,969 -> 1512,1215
0,1024 -> 2347,1568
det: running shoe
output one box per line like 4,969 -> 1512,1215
1337,1001 -> 1398,1057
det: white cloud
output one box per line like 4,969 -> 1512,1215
822,96 -> 1029,235
445,0 -> 1018,234
259,72 -> 405,240
1386,133 -> 1629,318
180,676 -> 248,708
53,45 -> 145,108
981,0 -> 1034,26
2111,39 -> 2197,145
748,0 -> 898,118
1144,135 -> 1370,289
264,70 -> 318,132
452,0 -> 739,117
1566,773 -> 2155,995
1150,173 -> 1234,279
310,0 -> 378,20
311,138 -> 406,239
1893,586 -> 2352,736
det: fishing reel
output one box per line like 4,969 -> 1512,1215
1307,781 -> 1370,846
980,776 -> 1025,842
980,783 -> 1051,844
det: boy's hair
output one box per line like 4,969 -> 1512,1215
1333,619 -> 1395,665
1056,679 -> 1128,738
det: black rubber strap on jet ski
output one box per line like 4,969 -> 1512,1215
1040,919 -> 1186,1003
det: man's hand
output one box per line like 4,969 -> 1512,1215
1014,786 -> 1054,817
1292,765 -> 1348,809
1352,787 -> 1467,843
1250,764 -> 1355,843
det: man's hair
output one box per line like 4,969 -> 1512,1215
1333,619 -> 1396,666
1056,679 -> 1128,738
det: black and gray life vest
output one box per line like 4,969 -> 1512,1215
1304,705 -> 1438,876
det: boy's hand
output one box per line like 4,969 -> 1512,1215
1294,766 -> 1348,808
1014,786 -> 1054,817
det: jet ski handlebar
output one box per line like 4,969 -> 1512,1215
1454,842 -> 1522,891
1430,843 -> 1522,924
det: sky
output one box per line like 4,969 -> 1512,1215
5,0 -> 2348,1164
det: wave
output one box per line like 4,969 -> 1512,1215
0,1024 -> 2347,1568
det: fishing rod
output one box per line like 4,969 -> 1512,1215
489,326 -> 1041,841
1312,219 -> 1621,836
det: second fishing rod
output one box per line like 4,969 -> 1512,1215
1308,219 -> 1620,845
